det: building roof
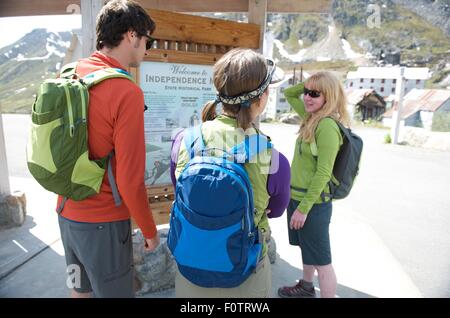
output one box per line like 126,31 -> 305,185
346,89 -> 376,105
347,66 -> 430,80
382,89 -> 450,119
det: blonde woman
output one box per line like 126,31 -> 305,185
278,72 -> 350,298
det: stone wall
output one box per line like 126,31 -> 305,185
132,229 -> 176,295
0,192 -> 26,229
132,228 -> 278,295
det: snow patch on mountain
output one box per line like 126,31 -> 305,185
274,24 -> 364,63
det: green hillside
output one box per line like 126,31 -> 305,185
269,0 -> 449,82
0,60 -> 59,113
0,29 -> 68,114
334,1 -> 450,65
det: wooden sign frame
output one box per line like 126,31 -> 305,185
129,9 -> 260,225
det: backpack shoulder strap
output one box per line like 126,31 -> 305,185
59,62 -> 78,79
82,68 -> 134,88
184,124 -> 205,160
228,134 -> 272,163
310,116 -> 345,157
332,119 -> 352,140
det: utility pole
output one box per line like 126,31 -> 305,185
293,65 -> 296,85
392,67 -> 406,144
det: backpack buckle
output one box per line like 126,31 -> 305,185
235,153 -> 246,163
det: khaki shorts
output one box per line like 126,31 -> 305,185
175,255 -> 271,298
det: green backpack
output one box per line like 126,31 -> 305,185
26,63 -> 134,212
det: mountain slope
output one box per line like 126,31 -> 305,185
270,0 -> 449,66
0,29 -> 71,113
392,0 -> 450,36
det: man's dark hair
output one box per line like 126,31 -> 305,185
96,0 -> 156,50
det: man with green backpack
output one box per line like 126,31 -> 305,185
27,0 -> 159,297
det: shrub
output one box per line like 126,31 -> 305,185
384,133 -> 392,144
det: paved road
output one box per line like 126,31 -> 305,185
2,114 -> 31,178
1,114 -> 449,297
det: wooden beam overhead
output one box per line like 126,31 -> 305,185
0,0 -> 331,17
141,0 -> 248,13
0,0 -> 79,17
267,0 -> 331,13
141,0 -> 332,13
149,9 -> 260,48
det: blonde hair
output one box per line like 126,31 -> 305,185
202,48 -> 268,130
299,71 -> 350,143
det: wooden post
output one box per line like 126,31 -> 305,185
81,0 -> 103,58
248,0 -> 267,128
0,113 -> 11,197
248,0 -> 267,54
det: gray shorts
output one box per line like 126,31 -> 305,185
287,199 -> 332,266
58,215 -> 134,297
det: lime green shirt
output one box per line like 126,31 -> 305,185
284,83 -> 343,214
175,115 -> 272,256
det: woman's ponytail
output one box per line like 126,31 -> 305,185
236,105 -> 253,130
201,101 -> 217,122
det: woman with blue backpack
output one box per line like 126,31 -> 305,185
277,72 -> 351,298
168,48 -> 291,297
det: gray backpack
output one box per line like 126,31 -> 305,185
305,118 -> 363,200
327,120 -> 363,199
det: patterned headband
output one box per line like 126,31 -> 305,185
214,58 -> 276,108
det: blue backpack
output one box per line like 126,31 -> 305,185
167,124 -> 272,288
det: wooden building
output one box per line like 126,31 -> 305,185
346,89 -> 386,121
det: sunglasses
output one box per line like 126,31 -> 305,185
138,33 -> 156,50
303,88 -> 321,98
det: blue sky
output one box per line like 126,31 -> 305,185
0,15 -> 82,49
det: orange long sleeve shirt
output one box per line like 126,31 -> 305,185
57,51 -> 157,239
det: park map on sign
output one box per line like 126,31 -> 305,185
140,61 -> 215,185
